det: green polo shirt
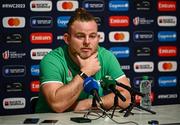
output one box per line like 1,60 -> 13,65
35,45 -> 124,113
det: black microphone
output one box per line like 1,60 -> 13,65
100,76 -> 126,102
83,77 -> 104,107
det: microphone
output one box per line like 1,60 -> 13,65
103,75 -> 144,97
100,76 -> 126,102
83,77 -> 104,107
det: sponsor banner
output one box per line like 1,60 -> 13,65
133,16 -> 154,26
30,48 -> 52,60
108,0 -> 129,11
2,50 -> 26,60
82,0 -> 105,12
158,46 -> 177,57
30,80 -> 40,92
30,0 -> 52,12
3,33 -> 23,43
2,65 -> 26,77
134,0 -> 152,11
109,31 -> 129,42
30,32 -> 53,44
121,65 -> 130,70
6,82 -> 23,92
133,31 -> 154,42
57,0 -> 79,11
1,3 -> 26,9
158,31 -> 177,42
57,35 -> 64,41
133,76 -> 154,88
109,47 -> 129,58
109,16 -> 129,27
2,17 -> 25,28
157,16 -> 177,27
98,32 -> 105,43
158,76 -> 177,87
31,65 -> 39,76
135,46 -> 152,57
30,16 -> 53,28
95,16 -> 103,26
57,16 -> 71,28
3,98 -> 26,109
134,61 -> 154,73
158,1 -> 176,12
158,61 -> 177,72
158,93 -> 178,99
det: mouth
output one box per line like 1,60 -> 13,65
81,48 -> 92,52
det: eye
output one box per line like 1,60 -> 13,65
76,35 -> 85,40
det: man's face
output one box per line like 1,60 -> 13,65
67,20 -> 99,59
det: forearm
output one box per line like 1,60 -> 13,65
43,75 -> 84,112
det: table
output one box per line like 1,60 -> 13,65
0,104 -> 180,125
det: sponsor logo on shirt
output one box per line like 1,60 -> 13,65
158,31 -> 177,42
158,1 -> 176,12
57,0 -> 79,11
109,31 -> 129,42
30,0 -> 52,12
134,0 -> 152,11
134,61 -> 154,73
133,31 -> 154,42
2,65 -> 26,77
157,16 -> 177,27
133,16 -> 154,26
31,65 -> 39,76
108,0 -> 129,11
3,98 -> 26,109
30,16 -> 53,28
82,0 -> 105,12
2,17 -> 25,28
158,61 -> 177,72
30,48 -> 52,60
158,46 -> 177,57
109,16 -> 129,27
30,32 -> 53,44
135,46 -> 152,57
1,3 -> 26,9
30,80 -> 40,92
133,76 -> 154,88
57,16 -> 71,28
2,50 -> 26,60
158,76 -> 177,87
109,47 -> 129,58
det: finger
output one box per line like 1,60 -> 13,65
76,54 -> 82,63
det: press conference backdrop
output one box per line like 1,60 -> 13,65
0,0 -> 179,116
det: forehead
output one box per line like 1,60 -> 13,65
70,20 -> 98,34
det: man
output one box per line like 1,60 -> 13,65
35,8 -> 131,113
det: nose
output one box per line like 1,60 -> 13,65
83,36 -> 90,45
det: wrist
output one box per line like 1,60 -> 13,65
78,70 -> 89,80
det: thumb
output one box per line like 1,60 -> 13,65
76,54 -> 82,64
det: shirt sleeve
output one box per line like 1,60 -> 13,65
106,51 -> 125,79
39,54 -> 64,84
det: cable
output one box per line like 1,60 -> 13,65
83,107 -> 139,125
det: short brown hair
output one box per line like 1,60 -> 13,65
67,8 -> 97,32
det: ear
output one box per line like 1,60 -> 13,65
63,33 -> 70,45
